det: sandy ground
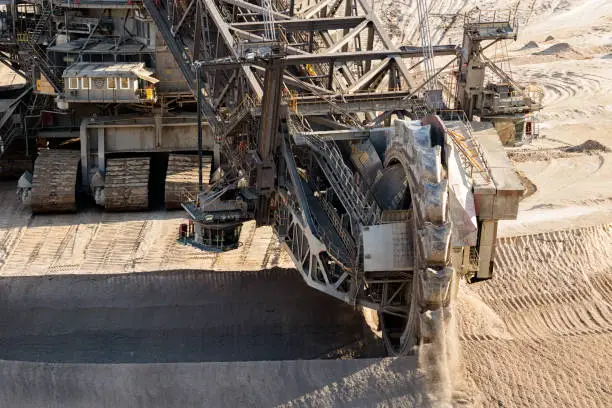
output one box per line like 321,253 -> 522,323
0,358 -> 429,408
0,64 -> 26,88
499,0 -> 612,236
1,1 -> 611,407
459,224 -> 612,407
378,0 -> 612,236
0,184 -> 609,407
0,184 -> 294,276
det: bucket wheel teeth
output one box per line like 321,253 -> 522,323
379,119 -> 458,355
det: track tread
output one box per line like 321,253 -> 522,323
104,158 -> 150,211
31,150 -> 80,213
164,154 -> 212,209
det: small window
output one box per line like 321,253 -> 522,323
107,78 -> 117,89
68,77 -> 78,89
81,77 -> 91,89
120,77 -> 130,89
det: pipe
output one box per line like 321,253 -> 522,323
196,62 -> 203,193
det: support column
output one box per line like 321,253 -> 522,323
97,128 -> 105,172
80,118 -> 89,186
476,220 -> 498,280
213,131 -> 220,172
365,23 -> 374,72
343,0 -> 352,52
154,112 -> 162,148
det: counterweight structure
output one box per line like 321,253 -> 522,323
0,0 -> 537,354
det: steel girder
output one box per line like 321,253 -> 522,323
144,0 -> 454,117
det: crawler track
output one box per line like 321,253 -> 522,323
31,150 -> 80,213
164,154 -> 212,209
104,158 -> 150,211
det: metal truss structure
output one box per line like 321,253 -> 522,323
158,0 -> 489,354
0,0 -> 533,354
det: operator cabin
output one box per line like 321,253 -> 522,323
62,62 -> 158,103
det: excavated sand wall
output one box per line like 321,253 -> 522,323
0,268 -> 384,363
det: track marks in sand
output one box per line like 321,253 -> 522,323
463,335 -> 612,408
460,224 -> 612,407
0,181 -> 294,275
515,62 -> 612,120
473,226 -> 612,340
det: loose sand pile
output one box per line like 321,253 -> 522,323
507,139 -> 610,162
534,42 -> 583,58
520,40 -> 539,50
564,139 -> 611,153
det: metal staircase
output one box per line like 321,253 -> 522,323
17,1 -> 62,93
301,133 -> 381,227
317,192 -> 357,261
0,125 -> 21,156
218,96 -> 255,140
29,1 -> 54,45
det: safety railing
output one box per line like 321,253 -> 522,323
440,109 -> 491,182
135,88 -> 157,102
301,132 -> 381,226
481,54 -> 542,108
317,192 -> 357,260
308,203 -> 356,271
464,9 -> 519,36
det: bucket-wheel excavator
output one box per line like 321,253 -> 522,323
0,0 -> 538,354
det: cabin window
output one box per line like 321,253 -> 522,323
68,77 -> 79,89
120,77 -> 130,89
81,78 -> 91,89
107,78 -> 117,89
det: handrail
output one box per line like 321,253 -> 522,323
440,109 -> 491,182
300,131 -> 381,226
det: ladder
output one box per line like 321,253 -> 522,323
28,1 -> 54,45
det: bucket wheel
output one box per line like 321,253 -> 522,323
378,121 -> 456,355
